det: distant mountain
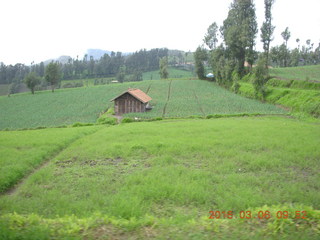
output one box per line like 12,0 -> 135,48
86,49 -> 112,60
43,55 -> 72,65
86,49 -> 132,60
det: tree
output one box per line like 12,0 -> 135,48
221,0 -> 258,75
260,0 -> 275,67
281,27 -> 291,48
252,56 -> 268,99
116,65 -> 126,83
194,46 -> 207,80
281,27 -> 291,67
24,72 -> 41,94
203,22 -> 219,50
159,57 -> 169,79
45,62 -> 61,92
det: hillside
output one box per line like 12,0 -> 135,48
0,79 -> 286,130
269,64 -> 320,82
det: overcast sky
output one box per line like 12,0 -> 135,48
1,0 -> 320,65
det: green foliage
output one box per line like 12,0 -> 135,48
203,22 -> 218,50
72,122 -> 95,127
159,57 -> 169,79
96,110 -> 117,125
62,82 -> 84,88
24,72 -> 41,94
45,62 -> 61,92
222,0 -> 257,74
238,82 -> 320,117
194,46 -> 207,80
231,80 -> 241,94
116,65 -> 126,83
121,117 -> 134,123
252,57 -> 269,99
260,0 -> 275,65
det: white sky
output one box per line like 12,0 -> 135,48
1,0 -> 320,65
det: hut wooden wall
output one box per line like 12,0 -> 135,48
114,93 -> 146,115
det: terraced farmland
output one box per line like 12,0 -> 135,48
0,79 -> 286,130
126,80 -> 286,118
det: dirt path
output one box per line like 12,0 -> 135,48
1,128 -> 101,196
162,80 -> 172,118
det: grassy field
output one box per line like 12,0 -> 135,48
0,126 -> 99,193
239,82 -> 320,117
0,84 -> 10,96
0,80 -> 285,130
142,67 -> 195,80
0,117 -> 319,239
270,64 -> 320,82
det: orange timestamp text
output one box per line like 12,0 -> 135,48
209,210 -> 307,220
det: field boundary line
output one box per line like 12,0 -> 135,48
146,83 -> 152,94
162,80 -> 173,118
1,127 -> 102,196
193,90 -> 206,117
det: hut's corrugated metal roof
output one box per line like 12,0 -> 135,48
110,88 -> 152,103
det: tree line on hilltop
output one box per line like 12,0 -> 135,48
0,48 -> 169,94
194,0 -> 320,98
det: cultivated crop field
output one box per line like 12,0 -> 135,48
0,81 -> 150,130
0,117 -> 319,239
270,64 -> 320,82
142,67 -> 195,80
0,79 -> 286,130
126,80 -> 286,118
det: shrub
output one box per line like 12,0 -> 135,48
97,117 -> 117,125
121,118 -> 134,123
72,122 -> 94,127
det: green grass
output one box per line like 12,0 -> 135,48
239,82 -> 320,117
270,64 -> 320,82
0,79 -> 286,130
0,117 -> 319,238
0,126 -> 99,193
0,84 -> 10,96
143,67 -> 195,80
61,77 -> 116,87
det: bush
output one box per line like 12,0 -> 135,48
106,107 -> 115,115
62,82 -> 83,88
241,73 -> 252,83
97,117 -> 117,125
121,118 -> 134,123
72,122 -> 94,127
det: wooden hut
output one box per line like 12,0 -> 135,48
111,88 -> 152,115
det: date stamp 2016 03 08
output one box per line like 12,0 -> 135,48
209,210 -> 307,220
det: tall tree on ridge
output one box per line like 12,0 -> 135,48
24,72 -> 41,94
45,62 -> 61,92
281,27 -> 291,67
203,22 -> 219,50
260,0 -> 275,68
221,0 -> 257,75
159,57 -> 169,79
